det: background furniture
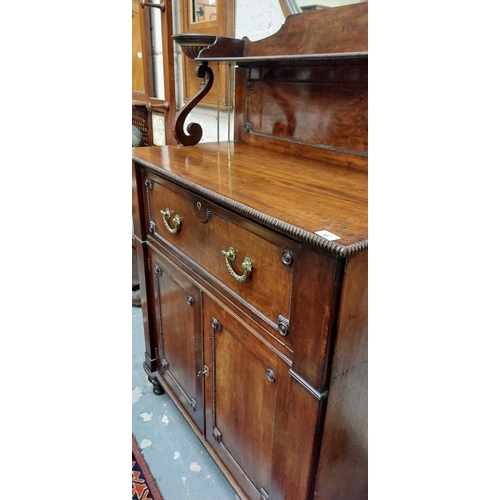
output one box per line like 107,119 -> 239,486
132,4 -> 367,498
132,0 -> 176,146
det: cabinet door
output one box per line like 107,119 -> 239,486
202,295 -> 279,500
150,251 -> 204,432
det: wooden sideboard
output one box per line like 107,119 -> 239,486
132,4 -> 367,499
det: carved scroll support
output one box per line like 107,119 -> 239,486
173,62 -> 214,146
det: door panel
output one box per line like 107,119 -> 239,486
150,251 -> 204,431
203,296 -> 278,499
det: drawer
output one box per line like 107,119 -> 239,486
144,173 -> 300,341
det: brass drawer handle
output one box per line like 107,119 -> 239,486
221,247 -> 253,282
160,208 -> 181,234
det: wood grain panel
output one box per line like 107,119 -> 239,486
247,79 -> 367,154
314,250 -> 368,500
270,365 -> 324,500
288,247 -> 342,392
234,68 -> 368,169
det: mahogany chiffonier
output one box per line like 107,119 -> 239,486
132,3 -> 367,499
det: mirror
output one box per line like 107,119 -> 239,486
191,0 -> 217,23
280,0 -> 365,16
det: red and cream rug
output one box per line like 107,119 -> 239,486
132,436 -> 163,500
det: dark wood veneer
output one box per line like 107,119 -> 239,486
133,4 -> 367,499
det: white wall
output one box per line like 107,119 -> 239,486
235,0 -> 285,41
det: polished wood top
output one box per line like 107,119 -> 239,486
133,142 -> 367,255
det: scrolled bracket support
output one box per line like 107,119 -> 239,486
173,61 -> 214,146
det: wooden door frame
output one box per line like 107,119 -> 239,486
132,0 -> 176,145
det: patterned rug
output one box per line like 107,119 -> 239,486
132,436 -> 164,500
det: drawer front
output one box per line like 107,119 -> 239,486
144,173 -> 299,339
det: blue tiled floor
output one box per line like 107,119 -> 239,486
132,306 -> 239,499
